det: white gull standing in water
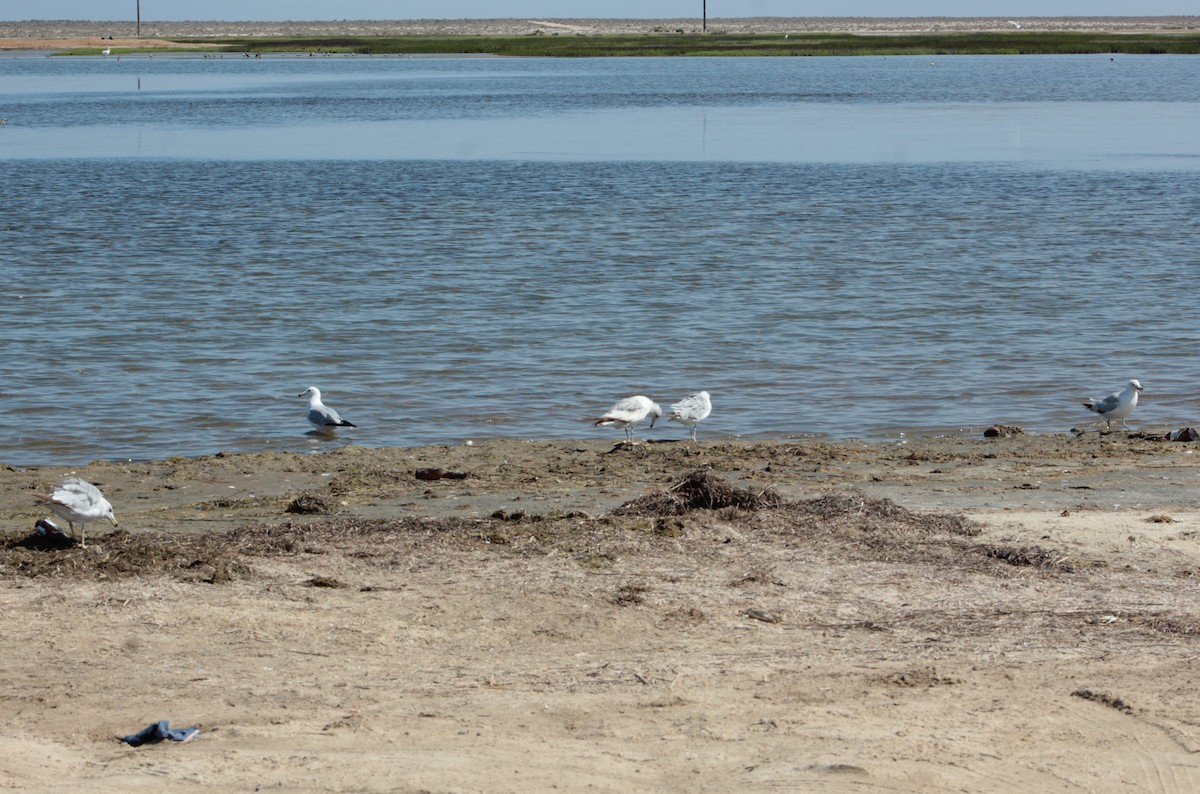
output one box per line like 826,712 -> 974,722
299,386 -> 357,431
1082,379 -> 1143,430
668,391 -> 712,441
589,395 -> 662,441
33,478 -> 118,548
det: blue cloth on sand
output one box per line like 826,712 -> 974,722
118,720 -> 200,746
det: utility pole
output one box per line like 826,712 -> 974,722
703,0 -> 707,32
136,0 -> 141,37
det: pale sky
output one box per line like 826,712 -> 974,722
1,2 -> 1194,22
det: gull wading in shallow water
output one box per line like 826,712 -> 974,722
668,390 -> 712,441
1082,379 -> 1143,430
33,478 -> 117,548
299,386 -> 357,432
589,395 -> 662,441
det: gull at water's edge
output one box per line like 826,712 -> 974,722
589,395 -> 663,441
668,391 -> 712,442
1082,379 -> 1143,431
299,386 -> 357,432
32,478 -> 118,548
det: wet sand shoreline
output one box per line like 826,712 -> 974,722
3,433 -> 1199,530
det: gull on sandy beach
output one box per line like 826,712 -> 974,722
589,395 -> 662,441
298,386 -> 357,432
33,478 -> 117,548
668,391 -> 712,441
1082,379 -> 1143,430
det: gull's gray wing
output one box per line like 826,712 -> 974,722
309,406 -> 343,426
671,393 -> 710,421
604,396 -> 649,420
1086,392 -> 1121,413
56,478 -> 105,511
610,396 -> 646,414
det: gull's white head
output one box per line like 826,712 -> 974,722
648,401 -> 663,428
299,386 -> 321,400
1130,379 -> 1144,392
104,502 -> 118,527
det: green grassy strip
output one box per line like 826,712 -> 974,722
61,31 -> 1200,57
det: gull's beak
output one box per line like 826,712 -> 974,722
297,391 -> 307,397
108,516 -> 119,527
650,415 -> 658,429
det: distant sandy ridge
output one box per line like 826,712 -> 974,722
0,16 -> 1197,47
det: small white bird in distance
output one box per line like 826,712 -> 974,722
33,478 -> 118,548
298,386 -> 357,431
589,395 -> 662,441
668,390 -> 712,442
101,47 -> 111,56
1082,379 -> 1143,430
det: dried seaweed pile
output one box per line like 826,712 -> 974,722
983,544 -> 1074,571
0,516 -> 486,581
785,492 -> 981,538
0,529 -> 249,582
612,470 -> 785,516
612,471 -> 979,540
0,471 -> 992,583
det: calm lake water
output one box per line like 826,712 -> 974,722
1,53 -> 1198,466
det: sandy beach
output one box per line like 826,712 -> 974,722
3,431 -> 1200,791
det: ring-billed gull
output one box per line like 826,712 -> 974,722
589,395 -> 662,441
1082,379 -> 1143,430
298,386 -> 357,431
33,478 -> 117,548
668,391 -> 712,441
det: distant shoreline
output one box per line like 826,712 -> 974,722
2,16 -> 1198,43
3,17 -> 1199,56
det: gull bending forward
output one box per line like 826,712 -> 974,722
1082,379 -> 1143,430
668,390 -> 712,441
33,478 -> 117,548
590,395 -> 662,441
299,386 -> 357,431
